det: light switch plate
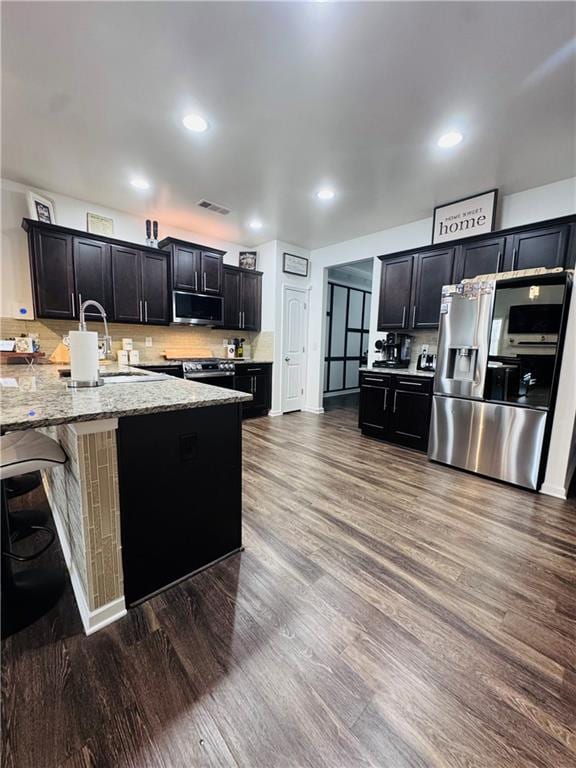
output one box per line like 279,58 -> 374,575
145,337 -> 153,347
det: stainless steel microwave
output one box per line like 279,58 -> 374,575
172,291 -> 223,326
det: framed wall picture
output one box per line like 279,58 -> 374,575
432,189 -> 498,244
239,251 -> 257,270
26,191 -> 56,224
87,212 -> 115,236
283,252 -> 309,277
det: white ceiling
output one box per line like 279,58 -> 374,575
2,2 -> 575,250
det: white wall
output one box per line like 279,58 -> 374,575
1,177 -> 253,318
304,176 -> 576,496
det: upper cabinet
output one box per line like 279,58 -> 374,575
377,218 -> 574,331
410,248 -> 455,329
222,266 -> 263,332
505,225 -> 568,271
141,251 -> 170,324
73,237 -> 113,320
29,228 -> 75,319
452,236 -> 505,283
377,256 -> 413,330
24,219 -> 171,325
158,237 -> 224,295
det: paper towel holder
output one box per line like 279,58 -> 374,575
67,299 -> 112,388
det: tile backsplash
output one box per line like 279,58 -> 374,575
0,317 -> 274,362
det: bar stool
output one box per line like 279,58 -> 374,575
1,430 -> 67,637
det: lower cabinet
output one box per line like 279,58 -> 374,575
359,371 -> 432,451
235,363 -> 272,417
118,403 -> 242,605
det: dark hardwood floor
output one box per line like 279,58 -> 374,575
2,405 -> 576,767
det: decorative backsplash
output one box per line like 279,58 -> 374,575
0,317 -> 274,362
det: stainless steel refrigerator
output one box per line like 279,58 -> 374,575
428,272 -> 571,490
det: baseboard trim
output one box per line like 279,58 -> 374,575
47,481 -> 127,635
302,406 -> 325,415
268,409 -> 283,417
539,482 -> 567,499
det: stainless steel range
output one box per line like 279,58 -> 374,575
182,359 -> 236,388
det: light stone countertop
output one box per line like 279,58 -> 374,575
0,363 -> 252,432
359,366 -> 435,379
133,358 -> 273,366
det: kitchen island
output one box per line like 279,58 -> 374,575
1,363 -> 251,633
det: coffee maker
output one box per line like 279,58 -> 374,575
374,333 -> 412,368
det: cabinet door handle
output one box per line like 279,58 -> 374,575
497,250 -> 502,270
393,391 -> 398,413
246,368 -> 261,372
251,376 -> 256,393
363,376 -> 384,382
398,380 -> 424,387
195,272 -> 198,292
139,300 -> 143,322
203,272 -> 207,292
402,306 -> 406,327
512,247 -> 517,270
242,311 -> 245,329
383,387 -> 388,411
144,301 -> 148,323
412,306 -> 417,327
71,292 -> 76,316
78,293 -> 82,312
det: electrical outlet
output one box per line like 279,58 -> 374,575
145,337 -> 153,348
14,301 -> 33,319
421,344 -> 429,356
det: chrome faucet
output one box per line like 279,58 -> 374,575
78,300 -> 112,358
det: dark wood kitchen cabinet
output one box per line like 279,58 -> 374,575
111,246 -> 170,325
377,256 -> 413,330
24,219 -> 172,325
376,216 -> 575,332
158,237 -> 225,295
141,251 -> 170,324
359,371 -> 432,451
388,376 -> 432,450
28,228 -> 75,319
73,237 -> 113,321
410,248 -> 454,329
453,237 -> 505,282
111,245 -> 142,323
505,225 -> 569,271
222,266 -> 263,332
358,372 -> 391,433
235,363 -> 272,417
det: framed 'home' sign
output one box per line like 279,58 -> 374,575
432,189 -> 498,244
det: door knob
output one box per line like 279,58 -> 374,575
285,357 -> 290,362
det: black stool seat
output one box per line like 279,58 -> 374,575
1,430 -> 67,638
5,471 -> 42,499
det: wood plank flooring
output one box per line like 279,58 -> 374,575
2,399 -> 576,767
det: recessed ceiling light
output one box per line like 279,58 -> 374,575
183,113 -> 209,132
317,188 -> 335,200
248,219 -> 263,231
437,131 -> 463,148
130,177 -> 150,190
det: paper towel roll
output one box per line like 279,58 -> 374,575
69,330 -> 99,383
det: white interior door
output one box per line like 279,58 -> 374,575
282,287 -> 307,413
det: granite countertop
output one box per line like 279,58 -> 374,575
0,363 -> 252,432
133,358 -> 273,366
359,366 -> 435,379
